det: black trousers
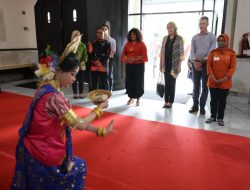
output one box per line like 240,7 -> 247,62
108,58 -> 114,91
72,70 -> 85,94
90,71 -> 109,91
126,63 -> 145,99
209,88 -> 229,120
192,64 -> 208,108
164,72 -> 176,103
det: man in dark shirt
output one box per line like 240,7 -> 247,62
89,27 -> 111,91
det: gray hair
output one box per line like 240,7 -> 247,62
167,22 -> 178,34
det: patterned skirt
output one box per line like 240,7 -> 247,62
11,143 -> 86,190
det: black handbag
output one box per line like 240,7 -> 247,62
156,72 -> 165,98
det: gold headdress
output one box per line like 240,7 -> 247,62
59,32 -> 82,64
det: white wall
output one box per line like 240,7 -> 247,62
232,58 -> 250,94
233,0 -> 250,54
224,0 -> 250,96
225,0 -> 250,53
0,0 -> 37,49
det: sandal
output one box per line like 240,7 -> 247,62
73,94 -> 79,99
166,103 -> 172,108
127,98 -> 134,105
162,103 -> 168,108
136,99 -> 140,106
163,103 -> 172,108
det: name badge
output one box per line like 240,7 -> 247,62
214,56 -> 220,61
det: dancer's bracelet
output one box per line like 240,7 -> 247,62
96,127 -> 107,137
61,109 -> 78,127
91,107 -> 103,119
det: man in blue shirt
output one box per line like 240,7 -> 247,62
102,24 -> 116,91
189,16 -> 216,115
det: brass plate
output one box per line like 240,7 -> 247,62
87,90 -> 112,105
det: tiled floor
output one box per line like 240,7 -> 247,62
1,79 -> 250,138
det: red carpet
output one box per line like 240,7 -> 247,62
1,92 -> 250,190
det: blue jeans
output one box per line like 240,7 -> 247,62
192,64 -> 208,108
108,57 -> 114,91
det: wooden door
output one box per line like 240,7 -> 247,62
35,0 -> 62,54
61,0 -> 87,48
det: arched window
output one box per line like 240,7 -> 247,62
73,9 -> 77,22
47,12 -> 51,23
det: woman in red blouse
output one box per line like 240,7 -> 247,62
121,28 -> 148,106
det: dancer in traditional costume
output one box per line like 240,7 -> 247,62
11,46 -> 114,190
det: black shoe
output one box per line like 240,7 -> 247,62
217,119 -> 224,126
200,107 -> 205,115
189,106 -> 199,113
205,117 -> 216,123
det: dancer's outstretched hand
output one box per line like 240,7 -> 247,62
106,120 -> 116,135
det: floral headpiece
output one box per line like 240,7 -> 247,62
35,34 -> 82,82
35,45 -> 58,81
